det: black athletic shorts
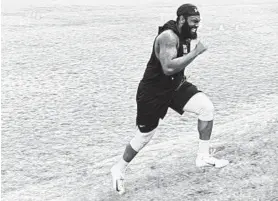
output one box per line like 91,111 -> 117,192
136,80 -> 200,131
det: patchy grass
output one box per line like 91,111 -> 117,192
101,99 -> 278,201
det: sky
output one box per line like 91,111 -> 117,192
2,0 -> 277,12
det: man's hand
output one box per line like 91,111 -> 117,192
157,30 -> 208,76
194,41 -> 208,55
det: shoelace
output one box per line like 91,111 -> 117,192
210,147 -> 216,156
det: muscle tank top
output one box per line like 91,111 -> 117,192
138,20 -> 190,103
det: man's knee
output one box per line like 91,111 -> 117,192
184,92 -> 214,121
198,94 -> 214,121
130,129 -> 156,152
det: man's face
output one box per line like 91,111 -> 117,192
181,15 -> 200,40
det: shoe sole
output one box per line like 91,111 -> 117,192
111,169 -> 125,195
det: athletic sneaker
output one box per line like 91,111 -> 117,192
110,165 -> 126,195
196,155 -> 229,168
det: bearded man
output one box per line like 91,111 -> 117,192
111,3 -> 229,195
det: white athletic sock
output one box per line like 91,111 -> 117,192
198,140 -> 210,157
116,158 -> 129,172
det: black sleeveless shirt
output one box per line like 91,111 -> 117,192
141,20 -> 188,89
137,20 -> 190,118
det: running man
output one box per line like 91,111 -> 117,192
111,3 -> 229,195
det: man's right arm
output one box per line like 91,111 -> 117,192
158,31 -> 207,76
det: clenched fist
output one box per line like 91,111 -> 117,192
194,41 -> 208,55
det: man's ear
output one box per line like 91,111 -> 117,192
180,15 -> 187,24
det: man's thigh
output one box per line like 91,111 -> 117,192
136,113 -> 160,133
169,81 -> 201,115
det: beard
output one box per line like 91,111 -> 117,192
180,21 -> 198,40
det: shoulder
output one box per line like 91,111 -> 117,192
156,30 -> 179,46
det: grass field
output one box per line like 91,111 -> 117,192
1,0 -> 278,200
